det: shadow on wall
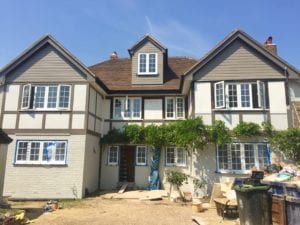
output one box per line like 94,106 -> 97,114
193,146 -> 220,195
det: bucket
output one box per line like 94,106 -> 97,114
192,199 -> 202,213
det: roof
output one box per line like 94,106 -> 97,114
0,34 -> 96,80
185,29 -> 300,79
128,34 -> 167,56
89,57 -> 198,94
0,129 -> 12,144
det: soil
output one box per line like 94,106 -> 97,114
10,193 -> 238,225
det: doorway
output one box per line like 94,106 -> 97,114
119,146 -> 135,182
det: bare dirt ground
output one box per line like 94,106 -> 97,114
10,192 -> 238,225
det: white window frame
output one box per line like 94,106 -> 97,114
214,81 -> 266,110
216,142 -> 269,174
20,84 -> 71,111
113,97 -> 142,120
138,53 -> 158,75
214,81 -> 225,109
165,97 -> 185,119
165,147 -> 187,167
136,146 -> 147,166
108,146 -> 119,165
15,140 -> 68,165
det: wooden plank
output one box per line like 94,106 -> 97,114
118,183 -> 128,194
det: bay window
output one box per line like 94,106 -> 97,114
113,97 -> 141,119
217,142 -> 270,173
21,84 -> 71,110
165,97 -> 185,119
214,80 -> 266,110
15,140 -> 67,165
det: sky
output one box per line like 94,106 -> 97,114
0,0 -> 300,69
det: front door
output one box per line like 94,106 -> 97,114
119,146 -> 135,182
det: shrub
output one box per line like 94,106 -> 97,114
233,121 -> 261,137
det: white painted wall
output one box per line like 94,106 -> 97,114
72,114 -> 85,129
144,99 -> 163,120
89,88 -> 96,114
3,135 -> 86,199
2,114 -> 17,129
194,82 -> 212,125
268,81 -> 288,130
19,114 -> 43,129
73,84 -> 87,111
100,147 -> 119,190
83,134 -> 100,194
4,85 -> 19,111
289,81 -> 300,101
215,113 -> 239,129
242,114 -> 266,125
45,114 -> 69,129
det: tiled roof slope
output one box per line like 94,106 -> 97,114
89,57 -> 197,92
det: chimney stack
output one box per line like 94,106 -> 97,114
264,36 -> 277,55
110,51 -> 118,59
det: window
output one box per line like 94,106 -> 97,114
214,81 -> 266,110
15,140 -> 67,165
166,147 -> 187,167
138,53 -> 157,74
165,97 -> 185,119
113,97 -> 141,119
108,146 -> 119,165
136,146 -> 147,166
21,84 -> 71,110
217,143 -> 270,173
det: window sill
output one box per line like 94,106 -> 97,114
166,164 -> 187,168
213,109 -> 269,112
136,73 -> 159,77
215,170 -> 251,175
136,164 -> 147,167
19,109 -> 71,112
14,162 -> 67,166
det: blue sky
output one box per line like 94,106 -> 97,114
1,0 -> 299,69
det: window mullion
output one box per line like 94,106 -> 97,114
57,85 -> 61,109
240,144 -> 246,171
254,144 -> 259,168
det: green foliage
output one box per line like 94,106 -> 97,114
233,121 -> 261,137
192,177 -> 207,190
261,121 -> 274,136
209,120 -> 231,145
124,124 -> 145,144
144,124 -> 168,148
101,128 -> 128,144
165,170 -> 188,187
172,118 -> 210,150
269,128 -> 300,161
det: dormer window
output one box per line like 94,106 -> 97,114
138,53 -> 157,75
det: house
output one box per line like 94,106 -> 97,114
0,29 -> 299,199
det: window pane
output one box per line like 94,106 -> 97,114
176,98 -> 184,118
139,54 -> 146,73
47,86 -> 58,108
216,82 -> 224,108
30,142 -> 40,161
136,146 -> 146,165
43,142 -> 55,161
218,145 -> 229,170
231,144 -> 241,170
228,84 -> 238,108
257,144 -> 268,169
17,142 -> 28,161
241,84 -> 250,108
114,99 -> 122,118
176,148 -> 186,166
166,98 -> 174,118
55,142 -> 66,161
124,99 -> 131,118
21,85 -> 31,108
149,54 -> 156,73
59,86 -> 70,108
244,144 -> 255,170
132,99 -> 141,118
34,86 -> 45,108
109,146 -> 118,164
166,148 -> 175,165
